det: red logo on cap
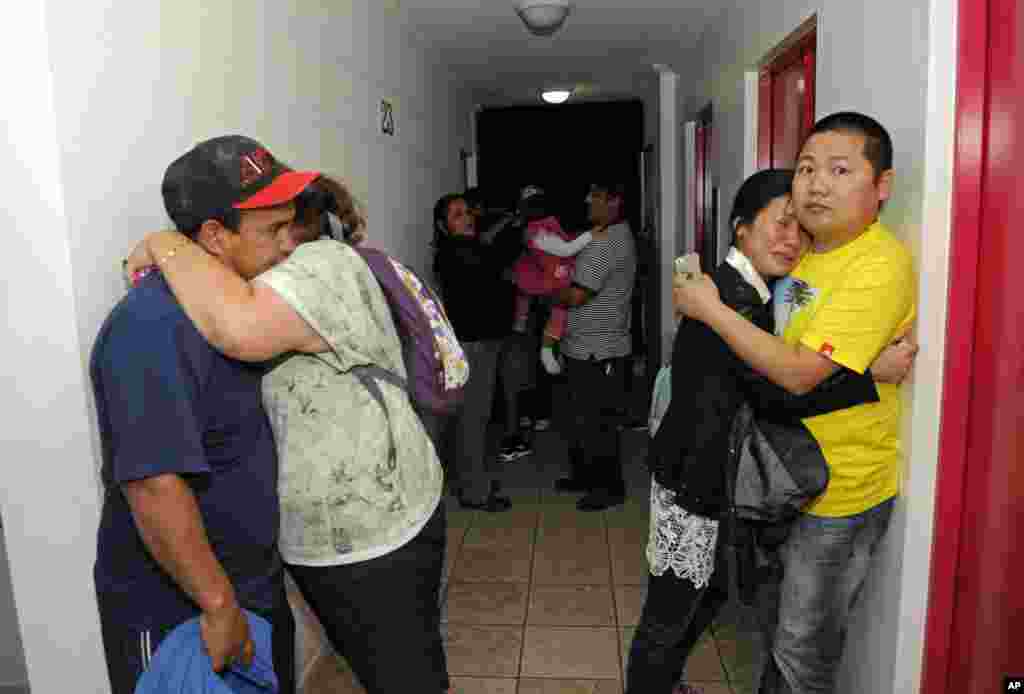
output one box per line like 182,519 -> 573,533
819,342 -> 835,357
240,149 -> 273,187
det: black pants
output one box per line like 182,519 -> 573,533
565,355 -> 627,494
98,577 -> 296,694
626,563 -> 730,693
285,504 -> 449,693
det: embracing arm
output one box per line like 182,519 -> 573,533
675,256 -> 916,395
533,231 -> 593,257
557,283 -> 596,307
697,295 -> 839,395
140,231 -> 326,361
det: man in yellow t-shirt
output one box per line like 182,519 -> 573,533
674,112 -> 916,694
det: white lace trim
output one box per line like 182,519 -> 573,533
646,479 -> 719,589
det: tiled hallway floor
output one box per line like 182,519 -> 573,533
303,426 -> 764,694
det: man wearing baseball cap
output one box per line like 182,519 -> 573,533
91,135 -> 319,693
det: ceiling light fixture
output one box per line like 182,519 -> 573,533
541,89 -> 572,104
515,0 -> 573,37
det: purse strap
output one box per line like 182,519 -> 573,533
349,365 -> 409,468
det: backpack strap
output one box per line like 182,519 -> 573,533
349,365 -> 409,468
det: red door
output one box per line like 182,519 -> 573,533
923,0 -> 1024,692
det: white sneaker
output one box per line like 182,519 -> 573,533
533,418 -> 551,431
541,347 -> 562,375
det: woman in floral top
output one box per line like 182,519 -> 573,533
127,176 -> 450,693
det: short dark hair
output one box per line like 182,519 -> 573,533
729,169 -> 794,245
432,192 -> 466,276
463,187 -> 483,209
181,209 -> 241,240
806,111 -> 893,180
433,193 -> 463,234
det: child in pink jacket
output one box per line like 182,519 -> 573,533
512,186 -> 596,374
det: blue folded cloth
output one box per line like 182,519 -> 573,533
135,611 -> 277,694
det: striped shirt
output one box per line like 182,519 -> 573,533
563,222 -> 637,361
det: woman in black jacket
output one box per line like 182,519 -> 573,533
625,170 -> 907,694
423,193 -> 521,511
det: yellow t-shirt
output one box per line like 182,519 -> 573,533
778,222 -> 916,517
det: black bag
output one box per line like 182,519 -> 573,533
728,402 -> 830,524
721,403 -> 830,605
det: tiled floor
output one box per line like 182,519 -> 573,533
303,422 -> 764,694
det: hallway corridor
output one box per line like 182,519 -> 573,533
299,417 -> 763,694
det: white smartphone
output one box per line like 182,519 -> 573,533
674,252 -> 701,281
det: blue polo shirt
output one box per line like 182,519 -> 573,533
91,273 -> 280,628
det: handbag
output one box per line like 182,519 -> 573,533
728,402 -> 830,524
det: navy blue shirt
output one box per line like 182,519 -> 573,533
91,274 -> 280,628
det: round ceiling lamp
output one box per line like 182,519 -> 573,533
515,1 -> 573,36
541,89 -> 572,104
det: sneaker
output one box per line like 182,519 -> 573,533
540,347 -> 562,375
519,415 -> 534,429
626,417 -> 649,431
533,418 -> 551,431
498,436 -> 533,463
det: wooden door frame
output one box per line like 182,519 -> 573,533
920,0 -> 989,691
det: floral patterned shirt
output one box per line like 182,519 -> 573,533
257,241 -> 443,566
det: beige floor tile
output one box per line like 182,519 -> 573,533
528,584 -> 616,626
684,633 -> 727,682
302,653 -> 364,693
521,627 -> 621,679
454,543 -> 533,582
455,525 -> 534,582
448,676 -> 518,694
539,506 -> 608,531
619,627 -> 635,681
537,520 -> 608,546
613,585 -> 647,628
603,502 -> 649,531
716,632 -> 765,691
444,582 -> 529,625
293,606 -> 326,676
518,679 -> 624,694
449,506 -> 477,530
463,524 -> 535,548
608,538 -> 648,586
473,500 -> 541,530
446,526 -> 468,581
443,624 -> 524,678
605,524 -> 647,549
533,537 -> 612,585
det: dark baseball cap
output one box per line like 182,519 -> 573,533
162,135 -> 320,231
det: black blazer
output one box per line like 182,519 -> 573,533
649,261 -> 879,518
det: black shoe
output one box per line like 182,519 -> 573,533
577,490 -> 625,511
458,494 -> 512,512
499,436 -> 534,463
554,477 -> 589,493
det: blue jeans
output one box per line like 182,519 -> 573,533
758,497 -> 895,694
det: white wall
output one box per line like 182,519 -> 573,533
3,1 -> 467,691
0,2 -> 108,691
679,1 -> 956,692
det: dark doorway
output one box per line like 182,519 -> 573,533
476,101 -> 644,234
